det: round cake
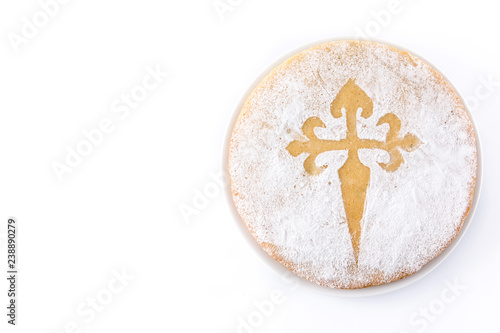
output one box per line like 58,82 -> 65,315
228,40 -> 478,289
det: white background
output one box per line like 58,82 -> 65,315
0,0 -> 499,332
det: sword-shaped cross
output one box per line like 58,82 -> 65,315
286,79 -> 421,262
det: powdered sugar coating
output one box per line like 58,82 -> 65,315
228,41 -> 477,289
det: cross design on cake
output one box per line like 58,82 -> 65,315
287,79 -> 422,261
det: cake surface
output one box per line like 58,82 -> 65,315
228,40 -> 478,289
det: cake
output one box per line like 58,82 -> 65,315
228,40 -> 478,289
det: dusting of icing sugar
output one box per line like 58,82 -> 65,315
228,41 -> 478,289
